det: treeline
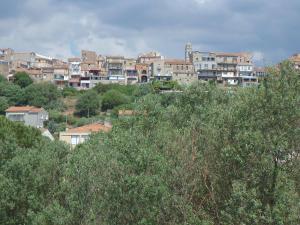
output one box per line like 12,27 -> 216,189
0,62 -> 299,224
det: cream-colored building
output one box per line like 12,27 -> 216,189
59,123 -> 112,147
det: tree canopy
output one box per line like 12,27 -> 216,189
13,72 -> 33,88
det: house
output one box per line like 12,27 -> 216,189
59,122 -> 112,147
5,106 -> 49,128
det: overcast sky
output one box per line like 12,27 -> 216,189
0,0 -> 299,65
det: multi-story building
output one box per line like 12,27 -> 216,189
136,63 -> 149,83
124,58 -> 138,84
53,65 -> 69,88
68,58 -> 81,88
289,53 -> 300,70
0,60 -> 9,78
185,43 -> 257,86
106,56 -> 125,83
165,59 -> 197,85
191,51 -> 217,81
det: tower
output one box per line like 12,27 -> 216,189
185,42 -> 192,62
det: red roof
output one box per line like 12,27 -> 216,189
65,123 -> 112,133
5,106 -> 44,113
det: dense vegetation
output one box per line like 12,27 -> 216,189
0,62 -> 299,224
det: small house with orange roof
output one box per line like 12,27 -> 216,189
5,106 -> 48,128
59,122 -> 112,147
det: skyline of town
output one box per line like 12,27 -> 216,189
1,0 -> 299,65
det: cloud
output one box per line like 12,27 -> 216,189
0,0 -> 299,64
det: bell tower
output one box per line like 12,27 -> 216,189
185,42 -> 192,62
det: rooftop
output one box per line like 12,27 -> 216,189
6,106 -> 44,113
65,123 -> 112,133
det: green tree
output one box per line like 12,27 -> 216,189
23,82 -> 62,109
0,97 -> 9,115
101,90 -> 130,111
75,90 -> 101,117
13,72 -> 33,88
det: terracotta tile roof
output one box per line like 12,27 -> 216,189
6,106 -> 44,113
66,123 -> 112,133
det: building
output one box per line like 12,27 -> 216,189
106,56 -> 125,83
0,60 -> 9,78
59,122 -> 112,147
136,63 -> 149,83
53,65 -> 69,88
164,59 -> 197,85
5,106 -> 49,128
151,59 -> 171,81
289,53 -> 300,70
191,51 -> 217,82
68,58 -> 81,88
124,58 -> 138,84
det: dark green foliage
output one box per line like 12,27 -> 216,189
0,82 -> 24,105
75,90 -> 101,117
13,72 -> 33,88
0,63 -> 299,225
23,82 -> 63,110
101,89 -> 130,111
0,97 -> 9,114
0,116 -> 70,225
62,86 -> 79,97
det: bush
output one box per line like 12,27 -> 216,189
13,72 -> 33,88
75,90 -> 101,117
101,90 -> 130,111
23,82 -> 62,109
0,97 -> 9,114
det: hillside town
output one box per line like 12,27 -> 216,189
3,43 -> 298,88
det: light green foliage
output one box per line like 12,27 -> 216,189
13,72 -> 33,88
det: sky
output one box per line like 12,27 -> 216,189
0,0 -> 299,65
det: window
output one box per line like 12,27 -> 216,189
71,135 -> 80,145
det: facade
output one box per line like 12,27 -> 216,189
59,123 -> 112,147
191,51 -> 217,81
68,58 -> 81,88
0,60 -> 9,78
186,43 -> 257,86
5,106 -> 49,128
289,53 -> 300,70
136,63 -> 150,83
106,56 -> 125,83
124,58 -> 138,84
53,65 -> 69,88
165,59 -> 197,85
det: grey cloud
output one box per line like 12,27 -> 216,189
0,0 -> 299,64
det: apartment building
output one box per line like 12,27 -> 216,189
186,43 -> 257,86
68,58 -> 81,88
53,65 -> 69,88
124,58 -> 138,84
106,56 -> 125,83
